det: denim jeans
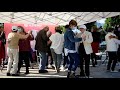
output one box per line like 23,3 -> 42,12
39,51 -> 48,70
50,48 -> 62,69
68,53 -> 79,72
63,55 -> 69,67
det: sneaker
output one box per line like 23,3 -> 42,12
39,70 -> 48,73
6,73 -> 11,76
46,65 -> 51,69
60,66 -> 65,71
47,65 -> 55,69
110,70 -> 118,72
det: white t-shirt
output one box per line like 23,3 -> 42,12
50,32 -> 64,54
105,32 -> 118,51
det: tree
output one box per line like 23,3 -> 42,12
103,15 -> 120,31
103,18 -> 112,31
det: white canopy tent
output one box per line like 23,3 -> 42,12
0,12 -> 120,25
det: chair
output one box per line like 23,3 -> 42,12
97,43 -> 108,66
101,50 -> 108,65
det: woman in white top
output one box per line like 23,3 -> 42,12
105,28 -> 118,72
48,26 -> 64,73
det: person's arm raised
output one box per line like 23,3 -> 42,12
18,31 -> 32,39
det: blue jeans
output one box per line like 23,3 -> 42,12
63,55 -> 69,67
68,53 -> 79,72
51,48 -> 62,69
39,51 -> 47,70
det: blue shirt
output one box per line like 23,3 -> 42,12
64,28 -> 82,50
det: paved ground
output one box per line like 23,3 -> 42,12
0,62 -> 120,78
0,54 -> 120,78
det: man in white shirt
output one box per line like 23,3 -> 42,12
48,26 -> 64,73
77,25 -> 93,78
105,28 -> 118,72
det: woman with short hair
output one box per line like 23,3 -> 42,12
17,26 -> 34,74
48,26 -> 64,73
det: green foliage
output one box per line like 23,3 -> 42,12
103,18 -> 112,30
103,23 -> 108,30
103,15 -> 120,30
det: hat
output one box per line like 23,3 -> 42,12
78,25 -> 87,29
12,26 -> 18,31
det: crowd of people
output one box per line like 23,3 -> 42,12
0,19 -> 120,78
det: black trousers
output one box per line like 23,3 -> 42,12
107,52 -> 117,71
79,45 -> 90,76
79,53 -> 90,76
18,51 -> 30,73
91,53 -> 97,66
117,51 -> 120,62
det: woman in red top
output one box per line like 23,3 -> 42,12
91,26 -> 101,67
0,26 -> 6,66
17,26 -> 34,74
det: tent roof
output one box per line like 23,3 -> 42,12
0,12 -> 120,25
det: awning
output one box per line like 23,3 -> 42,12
0,12 -> 119,25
